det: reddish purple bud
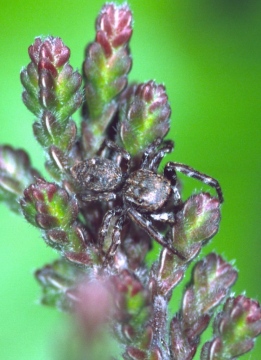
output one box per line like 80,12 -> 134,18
96,3 -> 132,57
20,178 -> 78,229
29,36 -> 70,69
35,201 -> 49,214
38,69 -> 55,89
23,36 -> 82,123
170,254 -> 237,359
96,30 -> 112,57
28,37 -> 41,65
202,295 -> 261,359
39,42 -> 54,62
219,295 -> 261,339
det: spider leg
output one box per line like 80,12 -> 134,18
163,164 -> 181,204
148,140 -> 174,172
126,208 -> 186,260
105,140 -> 131,175
141,138 -> 162,169
80,192 -> 116,202
150,211 -> 175,225
141,139 -> 174,172
165,162 -> 224,203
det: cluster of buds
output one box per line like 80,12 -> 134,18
0,3 -> 260,359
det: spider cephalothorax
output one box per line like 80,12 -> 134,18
71,138 -> 223,261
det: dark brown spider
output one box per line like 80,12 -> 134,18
70,138 -> 223,261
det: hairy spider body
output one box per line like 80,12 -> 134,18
71,157 -> 122,192
71,138 -> 223,261
123,170 -> 172,212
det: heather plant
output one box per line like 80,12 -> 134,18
0,3 -> 260,359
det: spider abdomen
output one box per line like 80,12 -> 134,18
71,157 -> 122,192
123,169 -> 171,212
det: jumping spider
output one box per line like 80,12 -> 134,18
71,138 -> 223,261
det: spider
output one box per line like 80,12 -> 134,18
70,138 -> 223,261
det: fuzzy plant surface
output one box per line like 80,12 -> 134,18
0,3 -> 260,360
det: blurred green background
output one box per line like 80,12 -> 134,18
0,0 -> 260,359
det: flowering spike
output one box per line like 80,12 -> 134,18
170,254 -> 237,359
21,36 -> 83,182
82,3 -> 133,156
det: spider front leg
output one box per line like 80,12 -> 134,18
101,140 -> 131,175
164,162 -> 224,203
150,211 -> 175,225
141,138 -> 174,172
163,164 -> 182,205
127,208 -> 186,260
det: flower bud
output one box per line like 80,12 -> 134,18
20,177 -> 78,228
169,254 -> 237,359
171,193 -> 221,261
118,81 -> 171,156
202,295 -> 261,359
22,37 -> 82,119
182,254 -> 237,331
21,36 -> 82,160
